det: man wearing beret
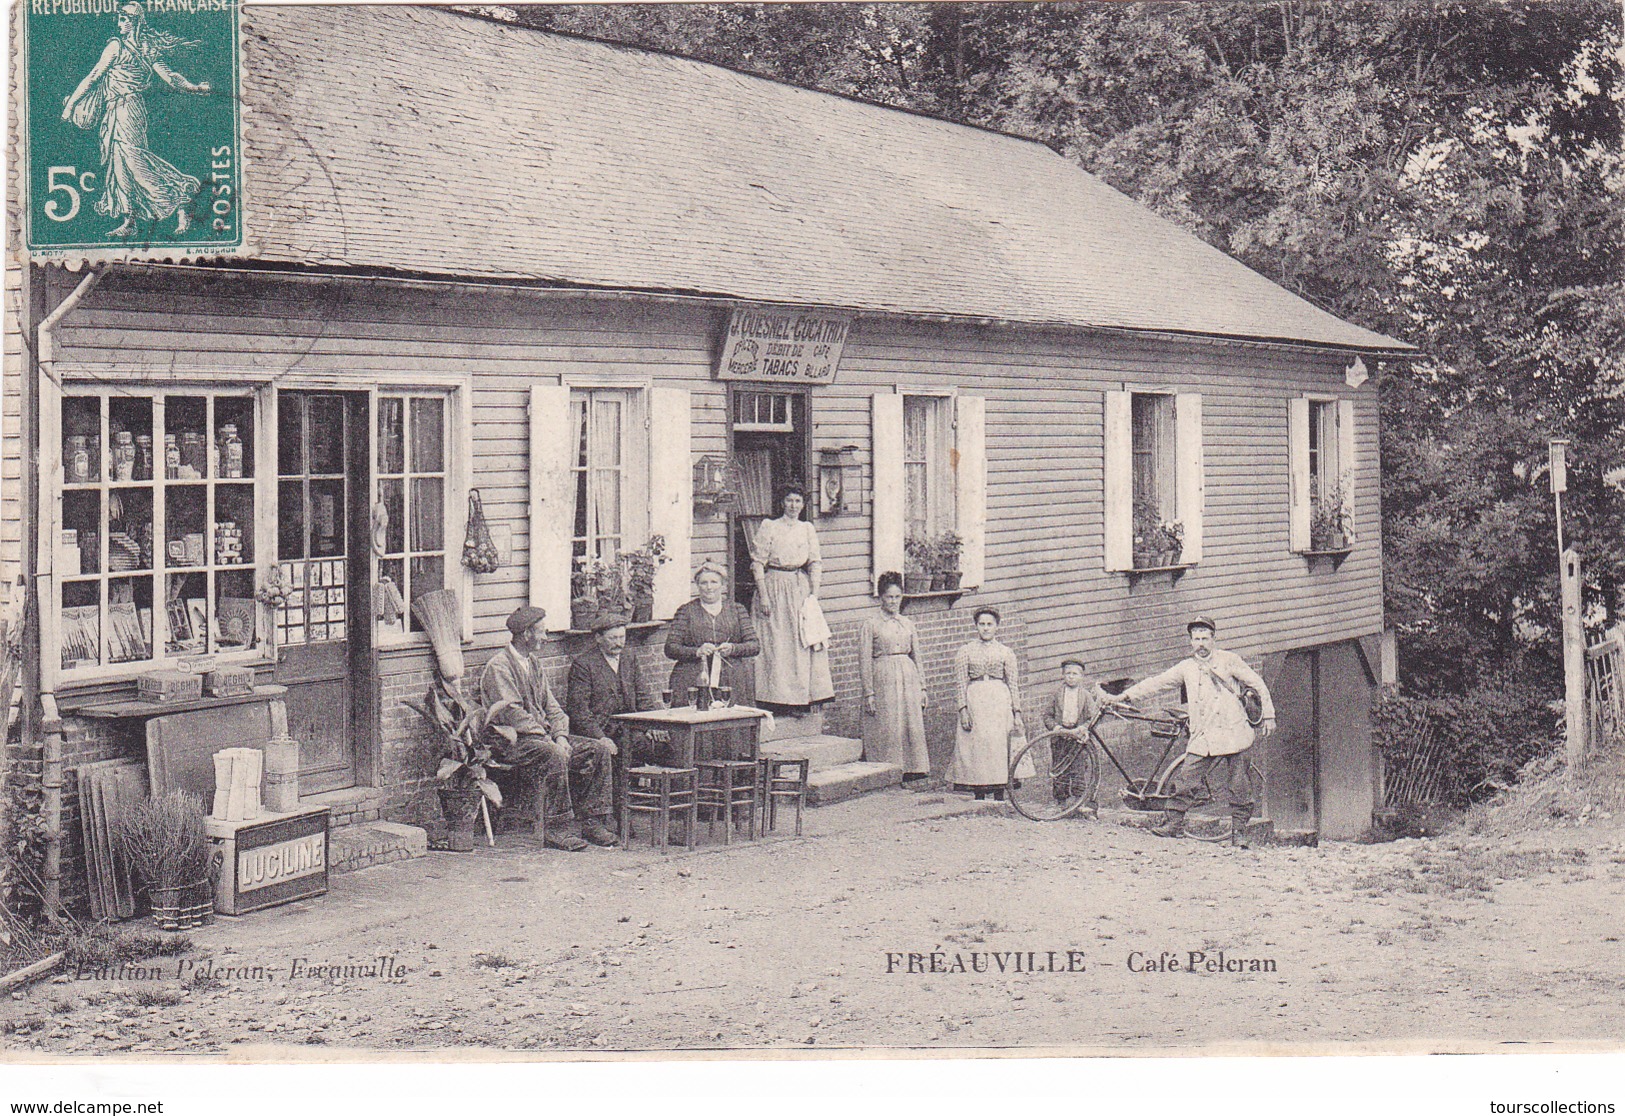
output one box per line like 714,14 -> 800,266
479,606 -> 617,851
1111,616 -> 1276,847
566,612 -> 659,769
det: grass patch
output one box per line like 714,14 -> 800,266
943,919 -> 1009,945
127,987 -> 183,1008
473,951 -> 520,970
60,924 -> 191,970
1354,845 -> 1588,899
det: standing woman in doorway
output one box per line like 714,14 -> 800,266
860,572 -> 930,782
949,607 -> 1022,800
750,486 -> 834,709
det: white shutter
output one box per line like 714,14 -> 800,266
955,394 -> 987,588
1102,391 -> 1133,571
528,384 -> 574,630
1175,393 -> 1204,565
1288,397 -> 1311,552
871,392 -> 905,590
1338,398 -> 1357,544
648,387 -> 692,620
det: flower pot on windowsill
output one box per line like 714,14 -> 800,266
903,573 -> 934,594
631,591 -> 654,624
571,597 -> 597,631
934,570 -> 962,591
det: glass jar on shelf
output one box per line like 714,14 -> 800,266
218,423 -> 244,479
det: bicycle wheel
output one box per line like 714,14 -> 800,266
1007,731 -> 1099,821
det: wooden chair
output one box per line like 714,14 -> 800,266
759,755 -> 810,837
619,765 -> 698,853
695,758 -> 760,843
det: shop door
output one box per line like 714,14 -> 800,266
273,391 -> 372,795
728,389 -> 810,609
1262,649 -> 1318,834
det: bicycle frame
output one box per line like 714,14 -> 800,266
1086,705 -> 1190,810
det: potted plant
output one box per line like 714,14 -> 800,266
1132,498 -> 1183,568
620,535 -> 669,624
404,680 -> 514,852
903,536 -> 935,593
1310,482 -> 1352,551
932,531 -> 964,591
570,555 -> 597,631
114,789 -> 219,931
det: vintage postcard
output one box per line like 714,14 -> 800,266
2,0 -> 1621,1095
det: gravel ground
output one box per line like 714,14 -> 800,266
5,789 -> 1623,1056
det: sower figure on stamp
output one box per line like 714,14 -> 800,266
478,606 -> 617,852
1111,616 -> 1276,847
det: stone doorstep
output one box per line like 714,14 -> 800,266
760,708 -> 824,742
327,820 -> 428,875
759,733 -> 862,773
806,760 -> 903,806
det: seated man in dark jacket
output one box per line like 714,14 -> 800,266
566,613 -> 660,766
479,606 -> 617,851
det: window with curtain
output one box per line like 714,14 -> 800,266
376,393 -> 447,636
570,390 -> 633,564
903,394 -> 953,545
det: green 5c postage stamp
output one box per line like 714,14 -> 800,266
22,0 -> 243,260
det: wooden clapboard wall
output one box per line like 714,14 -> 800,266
51,266 -> 1383,744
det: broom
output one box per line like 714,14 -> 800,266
411,589 -> 465,683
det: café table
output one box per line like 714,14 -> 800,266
610,704 -> 770,768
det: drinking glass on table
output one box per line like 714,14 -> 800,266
716,685 -> 733,708
661,688 -> 673,708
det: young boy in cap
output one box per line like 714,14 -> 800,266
1110,616 -> 1276,846
1040,657 -> 1107,807
479,605 -> 618,851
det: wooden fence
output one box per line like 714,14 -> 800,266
1587,625 -> 1624,753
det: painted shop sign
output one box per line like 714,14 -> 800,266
717,308 -> 851,383
238,831 -> 325,891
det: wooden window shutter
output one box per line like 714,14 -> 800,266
872,392 -> 905,590
1175,393 -> 1204,565
528,384 -> 574,630
1288,397 -> 1311,552
954,394 -> 987,588
648,387 -> 692,620
1103,391 -> 1133,571
1337,398 -> 1357,543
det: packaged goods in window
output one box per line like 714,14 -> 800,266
204,665 -> 255,697
218,423 -> 244,478
164,433 -> 181,478
112,431 -> 136,481
214,597 -> 256,647
184,534 -> 206,567
58,529 -> 82,578
214,522 -> 244,565
180,432 -> 206,479
137,670 -> 203,704
135,434 -> 153,481
66,435 -> 93,483
61,605 -> 100,669
108,602 -> 149,663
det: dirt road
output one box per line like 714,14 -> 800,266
6,791 -> 1623,1055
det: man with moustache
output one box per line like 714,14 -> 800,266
1111,616 -> 1276,847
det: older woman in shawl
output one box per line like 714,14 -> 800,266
749,486 -> 833,709
665,560 -> 760,708
61,3 -> 211,238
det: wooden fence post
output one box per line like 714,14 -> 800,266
1562,548 -> 1587,768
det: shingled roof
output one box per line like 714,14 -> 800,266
240,5 -> 1408,352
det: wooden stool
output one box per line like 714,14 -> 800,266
619,765 -> 697,853
695,759 -> 760,844
760,755 -> 810,837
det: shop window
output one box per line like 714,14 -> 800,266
376,393 -> 449,637
56,389 -> 260,677
1103,390 -> 1203,571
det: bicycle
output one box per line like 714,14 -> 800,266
1007,703 -> 1262,841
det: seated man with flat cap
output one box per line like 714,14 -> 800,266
479,606 -> 618,851
566,612 -> 660,770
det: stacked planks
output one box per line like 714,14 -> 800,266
76,760 -> 149,921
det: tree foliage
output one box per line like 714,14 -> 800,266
495,1 -> 1623,697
